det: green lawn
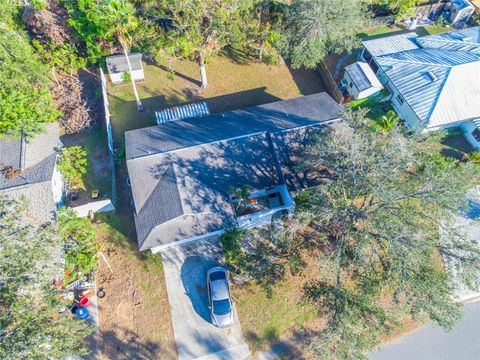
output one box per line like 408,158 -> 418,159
61,124 -> 112,205
349,91 -> 393,122
106,50 -> 326,145
358,23 -> 452,42
358,24 -> 407,41
416,24 -> 452,36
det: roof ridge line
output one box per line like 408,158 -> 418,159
423,67 -> 453,124
379,56 -> 452,68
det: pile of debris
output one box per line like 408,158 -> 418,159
22,1 -> 96,134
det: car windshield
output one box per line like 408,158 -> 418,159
212,299 -> 231,315
209,271 -> 226,281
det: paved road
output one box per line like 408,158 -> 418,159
370,301 -> 480,360
161,237 -> 251,360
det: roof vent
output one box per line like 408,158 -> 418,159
422,71 -> 438,82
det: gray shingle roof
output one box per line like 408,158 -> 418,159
0,123 -> 60,190
106,53 -> 143,73
129,132 -> 283,250
126,93 -> 342,250
125,93 -> 341,160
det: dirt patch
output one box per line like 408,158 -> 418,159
87,213 -> 177,359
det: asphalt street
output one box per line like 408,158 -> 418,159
370,301 -> 480,360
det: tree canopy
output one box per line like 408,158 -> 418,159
0,25 -> 60,137
144,0 -> 246,89
0,196 -> 93,359
293,110 -> 480,358
282,0 -> 370,68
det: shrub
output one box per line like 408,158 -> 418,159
58,146 -> 88,186
220,228 -> 245,265
58,208 -> 98,282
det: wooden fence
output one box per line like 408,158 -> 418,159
315,61 -> 344,104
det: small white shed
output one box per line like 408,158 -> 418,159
342,62 -> 383,100
443,0 -> 476,25
106,53 -> 144,84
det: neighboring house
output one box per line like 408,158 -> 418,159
0,123 -> 63,224
106,53 -> 144,84
341,61 -> 383,100
443,0 -> 476,25
125,93 -> 341,253
361,27 -> 480,150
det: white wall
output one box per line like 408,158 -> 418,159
51,164 -> 64,205
110,69 -> 144,84
70,199 -> 115,218
376,67 -> 424,132
342,72 -> 360,100
462,121 -> 480,151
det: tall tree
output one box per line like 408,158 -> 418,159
283,0 -> 370,69
96,0 -> 143,110
295,110 -> 480,358
155,0 -> 243,90
237,0 -> 284,63
0,195 -> 93,359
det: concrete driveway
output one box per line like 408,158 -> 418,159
161,237 -> 251,360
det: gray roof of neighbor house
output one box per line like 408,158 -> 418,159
126,93 -> 342,250
106,53 -> 143,73
125,93 -> 341,160
0,123 -> 61,223
363,26 -> 480,128
0,123 -> 60,190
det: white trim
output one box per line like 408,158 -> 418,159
149,229 -> 225,254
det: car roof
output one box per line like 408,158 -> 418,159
210,279 -> 229,301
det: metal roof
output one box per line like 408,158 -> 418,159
345,62 -> 383,92
452,0 -> 474,10
106,53 -> 143,73
366,26 -> 480,128
363,32 -> 419,57
155,101 -> 210,124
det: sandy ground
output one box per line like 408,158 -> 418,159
87,214 -> 177,359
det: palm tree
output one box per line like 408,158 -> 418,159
97,0 -> 143,111
376,109 -> 399,133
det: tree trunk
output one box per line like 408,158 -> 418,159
121,41 -> 143,112
259,39 -> 264,62
198,52 -> 208,90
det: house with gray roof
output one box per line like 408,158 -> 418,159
0,123 -> 64,223
361,26 -> 480,150
125,93 -> 341,253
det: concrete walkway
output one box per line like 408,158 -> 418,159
370,301 -> 480,360
161,237 -> 251,360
